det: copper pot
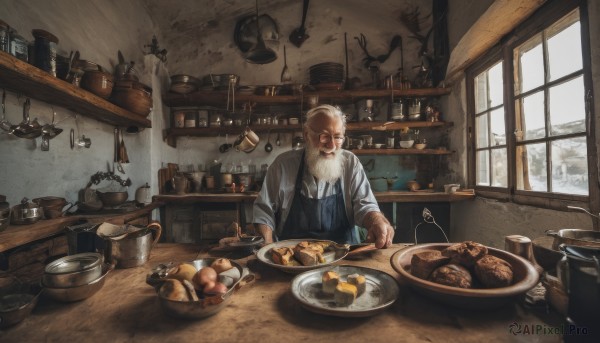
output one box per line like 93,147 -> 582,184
81,70 -> 114,99
96,191 -> 128,207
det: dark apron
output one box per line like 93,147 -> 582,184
279,150 -> 357,244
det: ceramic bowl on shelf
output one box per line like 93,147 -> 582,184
414,143 -> 427,150
399,140 -> 414,149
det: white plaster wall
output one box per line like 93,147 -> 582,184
445,0 -> 600,248
0,0 -> 159,206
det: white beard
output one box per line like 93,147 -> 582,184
305,145 -> 343,183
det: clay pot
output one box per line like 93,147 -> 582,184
81,70 -> 114,99
111,80 -> 153,117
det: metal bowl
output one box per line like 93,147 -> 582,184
0,284 -> 42,328
546,229 -> 600,249
148,258 -> 253,319
43,264 -> 112,302
96,191 -> 128,207
43,253 -> 103,288
10,205 -> 43,225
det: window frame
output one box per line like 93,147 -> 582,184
466,0 -> 598,213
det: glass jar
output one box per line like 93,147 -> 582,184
9,31 -> 29,62
32,29 -> 59,76
0,20 -> 9,53
184,111 -> 197,128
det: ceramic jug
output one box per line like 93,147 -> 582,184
135,183 -> 151,205
171,174 -> 188,194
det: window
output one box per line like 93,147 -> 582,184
467,0 -> 596,209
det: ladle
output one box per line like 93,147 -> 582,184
0,89 -> 12,132
289,0 -> 310,48
265,130 -> 273,152
41,108 -> 63,139
276,132 -> 281,146
10,98 -> 42,139
280,45 -> 291,83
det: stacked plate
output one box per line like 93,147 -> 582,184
309,62 -> 344,88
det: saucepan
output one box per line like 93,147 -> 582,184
546,228 -> 600,250
234,127 -> 260,153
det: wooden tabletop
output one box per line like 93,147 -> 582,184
0,243 -> 563,343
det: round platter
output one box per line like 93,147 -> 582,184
290,265 -> 399,317
255,239 -> 348,274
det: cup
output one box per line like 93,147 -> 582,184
444,184 -> 460,193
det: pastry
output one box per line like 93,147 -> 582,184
294,247 -> 325,266
271,247 -> 295,265
347,273 -> 366,296
474,255 -> 514,288
442,241 -> 488,267
334,282 -> 357,306
322,270 -> 340,294
429,264 -> 473,288
410,249 -> 451,279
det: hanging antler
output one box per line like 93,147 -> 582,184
354,33 -> 377,68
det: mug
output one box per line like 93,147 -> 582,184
234,128 -> 259,153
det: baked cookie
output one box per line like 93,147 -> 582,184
429,264 -> 473,288
442,241 -> 488,267
474,255 -> 514,288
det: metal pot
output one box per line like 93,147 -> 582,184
103,221 -> 161,268
96,190 -> 128,207
10,198 -> 43,225
42,252 -> 103,288
546,229 -> 600,250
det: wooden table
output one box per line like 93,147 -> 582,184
0,243 -> 564,343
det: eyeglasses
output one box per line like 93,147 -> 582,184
308,127 -> 345,144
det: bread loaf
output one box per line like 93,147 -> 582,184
474,255 -> 514,288
272,247 -> 295,265
334,282 -> 357,306
410,249 -> 451,279
322,270 -> 340,295
442,241 -> 488,267
429,264 -> 473,288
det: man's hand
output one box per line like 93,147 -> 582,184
363,211 -> 394,248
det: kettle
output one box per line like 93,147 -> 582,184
135,183 -> 151,205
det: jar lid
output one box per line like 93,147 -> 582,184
31,29 -> 59,43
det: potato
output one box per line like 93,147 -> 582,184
211,258 -> 233,274
193,266 -> 218,289
167,263 -> 197,283
159,279 -> 189,301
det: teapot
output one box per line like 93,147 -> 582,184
135,183 -> 151,205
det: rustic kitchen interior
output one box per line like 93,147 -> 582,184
0,0 -> 599,341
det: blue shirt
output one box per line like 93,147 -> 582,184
252,148 -> 380,237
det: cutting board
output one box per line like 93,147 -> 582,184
158,164 -> 178,194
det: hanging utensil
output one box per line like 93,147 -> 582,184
289,0 -> 310,48
276,132 -> 281,146
245,0 -> 277,64
120,128 -> 129,163
264,130 -> 273,152
0,88 -> 12,132
280,45 -> 291,83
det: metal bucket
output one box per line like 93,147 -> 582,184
104,221 -> 161,268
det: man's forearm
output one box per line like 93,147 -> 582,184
256,223 -> 274,243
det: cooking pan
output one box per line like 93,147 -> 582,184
96,190 -> 128,207
546,229 -> 600,250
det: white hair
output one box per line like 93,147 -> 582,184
304,104 -> 347,129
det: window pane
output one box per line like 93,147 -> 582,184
516,36 -> 544,94
474,71 -> 488,113
520,91 -> 545,140
477,150 -> 490,186
551,137 -> 588,195
516,143 -> 547,191
549,76 -> 585,136
490,107 -> 506,146
488,62 -> 503,108
548,21 -> 582,81
476,114 -> 489,148
491,148 -> 508,187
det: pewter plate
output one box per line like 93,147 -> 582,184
291,265 -> 399,317
256,239 -> 348,274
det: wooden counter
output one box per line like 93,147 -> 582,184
0,243 -> 564,342
0,202 -> 163,253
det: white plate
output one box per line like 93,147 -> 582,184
255,239 -> 348,274
290,265 -> 399,317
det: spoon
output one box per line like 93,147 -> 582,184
280,45 -> 291,83
276,132 -> 281,146
265,131 -> 273,152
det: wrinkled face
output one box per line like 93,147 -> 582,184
304,112 -> 345,157
304,112 -> 345,182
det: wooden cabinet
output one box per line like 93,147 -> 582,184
162,203 -> 239,243
0,51 -> 151,128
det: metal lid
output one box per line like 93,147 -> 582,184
44,253 -> 102,275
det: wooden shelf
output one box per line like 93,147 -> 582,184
352,148 -> 454,155
164,87 -> 451,107
0,52 -> 151,128
346,120 -> 452,131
